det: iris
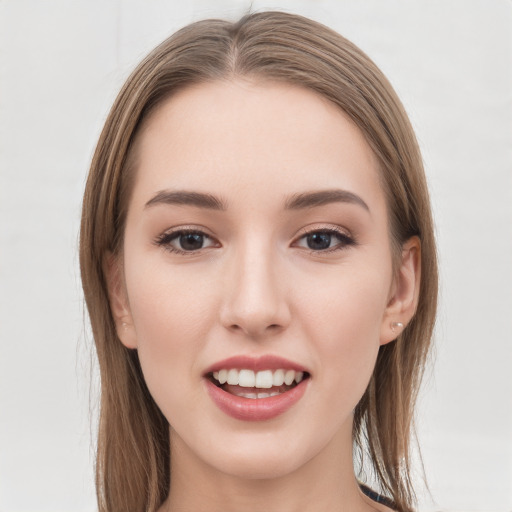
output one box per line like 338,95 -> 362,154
306,232 -> 332,250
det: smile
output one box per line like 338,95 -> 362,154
215,368 -> 305,388
204,356 -> 311,421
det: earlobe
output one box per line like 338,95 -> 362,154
380,236 -> 421,345
103,252 -> 138,349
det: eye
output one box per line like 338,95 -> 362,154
294,228 -> 355,252
155,229 -> 218,254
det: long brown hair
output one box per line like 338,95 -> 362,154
80,11 -> 438,512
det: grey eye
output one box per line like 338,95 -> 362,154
295,229 -> 355,252
157,230 -> 217,253
306,232 -> 332,250
178,233 -> 206,251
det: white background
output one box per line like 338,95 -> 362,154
0,1 -> 511,511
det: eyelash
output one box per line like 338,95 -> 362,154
154,227 -> 218,255
154,226 -> 356,255
295,226 -> 356,254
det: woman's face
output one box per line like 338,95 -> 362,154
113,80 -> 407,480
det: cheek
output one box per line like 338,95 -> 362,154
123,255 -> 218,386
297,263 -> 389,340
294,264 -> 390,401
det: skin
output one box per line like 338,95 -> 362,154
107,80 -> 420,512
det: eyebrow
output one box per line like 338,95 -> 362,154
284,189 -> 370,212
145,190 -> 227,210
144,188 -> 369,213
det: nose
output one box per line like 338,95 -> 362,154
219,242 -> 291,339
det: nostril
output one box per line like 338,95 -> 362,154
228,323 -> 283,335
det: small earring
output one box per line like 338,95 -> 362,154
391,321 -> 404,332
121,322 -> 128,329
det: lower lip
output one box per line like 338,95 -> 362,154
205,378 -> 309,421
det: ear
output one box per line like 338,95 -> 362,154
380,236 -> 421,345
103,252 -> 138,349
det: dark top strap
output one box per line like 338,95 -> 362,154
359,483 -> 397,509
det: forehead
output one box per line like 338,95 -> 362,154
131,80 -> 384,214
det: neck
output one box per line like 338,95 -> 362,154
160,422 -> 383,512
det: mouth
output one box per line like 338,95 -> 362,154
203,357 -> 311,421
207,368 -> 310,399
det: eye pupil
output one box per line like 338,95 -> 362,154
180,233 -> 204,250
307,232 -> 331,250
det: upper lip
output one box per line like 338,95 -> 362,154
204,355 -> 309,375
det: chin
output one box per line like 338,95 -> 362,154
196,427 -> 322,482
214,450 -> 305,481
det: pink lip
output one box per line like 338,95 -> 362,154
204,354 -> 308,374
203,355 -> 311,421
205,378 -> 309,421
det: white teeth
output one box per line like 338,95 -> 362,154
284,369 -> 295,386
238,369 -> 255,387
218,369 -> 228,384
235,391 -> 278,399
239,392 -> 258,399
227,368 -> 239,385
212,368 -> 307,389
272,369 -> 285,386
255,370 -> 273,389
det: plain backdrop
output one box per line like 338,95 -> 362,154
0,1 -> 511,511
